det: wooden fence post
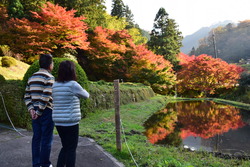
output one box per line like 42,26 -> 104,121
114,79 -> 122,151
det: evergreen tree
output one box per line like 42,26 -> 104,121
8,0 -> 24,18
111,0 -> 125,19
189,47 -> 196,56
54,0 -> 106,29
20,0 -> 47,19
148,7 -> 183,71
124,5 -> 134,29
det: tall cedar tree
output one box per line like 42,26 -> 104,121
124,5 -> 134,29
54,0 -> 106,29
148,8 -> 183,71
111,0 -> 125,19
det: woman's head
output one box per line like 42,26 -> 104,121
57,60 -> 77,82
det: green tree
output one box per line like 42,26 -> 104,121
124,5 -> 134,29
189,47 -> 196,55
7,0 -> 24,18
0,0 -> 8,6
111,0 -> 125,19
128,28 -> 147,45
20,0 -> 47,19
148,7 -> 183,71
53,0 -> 106,29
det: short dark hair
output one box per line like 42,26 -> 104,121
57,60 -> 77,82
39,54 -> 53,69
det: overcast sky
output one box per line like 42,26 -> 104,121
105,0 -> 250,36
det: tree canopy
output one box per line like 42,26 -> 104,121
177,53 -> 244,97
0,2 -> 89,62
148,7 -> 183,71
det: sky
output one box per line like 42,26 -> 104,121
105,0 -> 250,37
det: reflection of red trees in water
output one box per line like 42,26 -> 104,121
143,108 -> 177,144
179,101 -> 245,139
144,101 -> 245,144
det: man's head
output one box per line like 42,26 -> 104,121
39,54 -> 53,71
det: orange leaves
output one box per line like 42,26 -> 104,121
133,44 -> 172,71
1,2 -> 89,59
144,101 -> 245,144
177,53 -> 244,97
92,26 -> 129,57
178,101 -> 245,139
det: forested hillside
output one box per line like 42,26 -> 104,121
191,20 -> 250,63
181,20 -> 232,54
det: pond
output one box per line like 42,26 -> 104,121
143,100 -> 250,156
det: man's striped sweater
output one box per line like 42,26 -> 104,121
24,68 -> 54,115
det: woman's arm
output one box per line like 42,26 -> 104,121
72,81 -> 89,99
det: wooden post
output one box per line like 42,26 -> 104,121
114,79 -> 122,151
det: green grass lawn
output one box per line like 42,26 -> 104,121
79,96 -> 250,167
0,57 -> 29,80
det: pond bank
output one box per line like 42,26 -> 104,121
79,96 -> 250,167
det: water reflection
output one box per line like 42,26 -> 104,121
143,101 -> 250,155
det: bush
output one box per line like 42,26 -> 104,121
1,79 -> 155,128
23,58 -> 90,116
0,45 -> 12,57
1,56 -> 17,67
88,82 -> 155,111
0,74 -> 5,83
0,80 -> 30,128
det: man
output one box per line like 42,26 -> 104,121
24,54 -> 54,167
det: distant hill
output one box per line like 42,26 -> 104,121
181,20 -> 233,54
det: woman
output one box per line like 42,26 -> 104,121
52,60 -> 89,167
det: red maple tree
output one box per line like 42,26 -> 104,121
0,2 -> 89,62
177,53 -> 244,97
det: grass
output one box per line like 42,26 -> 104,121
79,96 -> 250,167
0,57 -> 29,80
241,64 -> 250,72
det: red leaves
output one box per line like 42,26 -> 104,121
177,53 -> 244,97
1,2 -> 89,59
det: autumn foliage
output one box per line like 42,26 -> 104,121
0,2 -> 89,62
78,26 -> 176,94
144,101 -> 245,145
177,53 -> 244,97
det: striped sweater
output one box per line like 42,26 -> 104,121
24,68 -> 54,115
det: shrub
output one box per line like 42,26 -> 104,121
23,58 -> 90,116
88,82 -> 155,111
1,56 -> 17,67
0,80 -> 30,128
0,45 -> 12,57
1,79 -> 155,129
0,74 -> 5,83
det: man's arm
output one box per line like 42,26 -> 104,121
36,76 -> 54,116
24,84 -> 34,111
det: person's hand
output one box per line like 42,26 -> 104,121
29,109 -> 38,120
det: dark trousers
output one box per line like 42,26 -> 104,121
56,124 -> 79,167
32,108 -> 54,167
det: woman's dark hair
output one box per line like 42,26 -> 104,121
57,60 -> 77,82
39,54 -> 53,69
